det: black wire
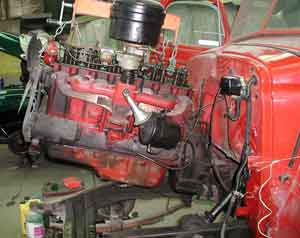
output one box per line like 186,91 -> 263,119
220,76 -> 257,238
180,87 -> 231,192
191,87 -> 237,193
186,78 -> 222,146
136,140 -> 196,171
233,77 -> 256,191
205,77 -> 256,228
190,98 -> 225,137
206,89 -> 234,192
210,153 -> 230,192
211,144 -> 240,165
220,194 -> 237,238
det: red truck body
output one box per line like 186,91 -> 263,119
188,1 -> 300,237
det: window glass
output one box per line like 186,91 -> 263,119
231,0 -> 300,40
166,1 -> 224,47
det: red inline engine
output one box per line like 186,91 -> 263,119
31,58 -> 192,187
23,0 -> 202,189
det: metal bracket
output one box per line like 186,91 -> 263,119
46,0 -> 73,26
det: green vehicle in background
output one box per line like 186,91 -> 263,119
0,32 -> 23,58
0,31 -> 28,148
0,84 -> 26,143
0,2 -> 65,152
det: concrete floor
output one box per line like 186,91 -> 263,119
0,145 -> 98,237
0,144 -> 214,237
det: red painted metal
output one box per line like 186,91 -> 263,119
188,0 -> 300,236
69,77 -> 177,109
44,40 -> 59,66
63,177 -> 83,189
45,64 -> 192,187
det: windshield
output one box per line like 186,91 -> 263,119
231,0 -> 300,40
165,1 -> 224,47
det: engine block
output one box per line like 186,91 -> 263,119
29,61 -> 193,187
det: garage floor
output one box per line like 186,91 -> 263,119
0,145 -> 98,237
0,144 -> 214,237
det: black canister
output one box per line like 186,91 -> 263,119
110,0 -> 166,46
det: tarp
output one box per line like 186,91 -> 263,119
7,0 -> 44,19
